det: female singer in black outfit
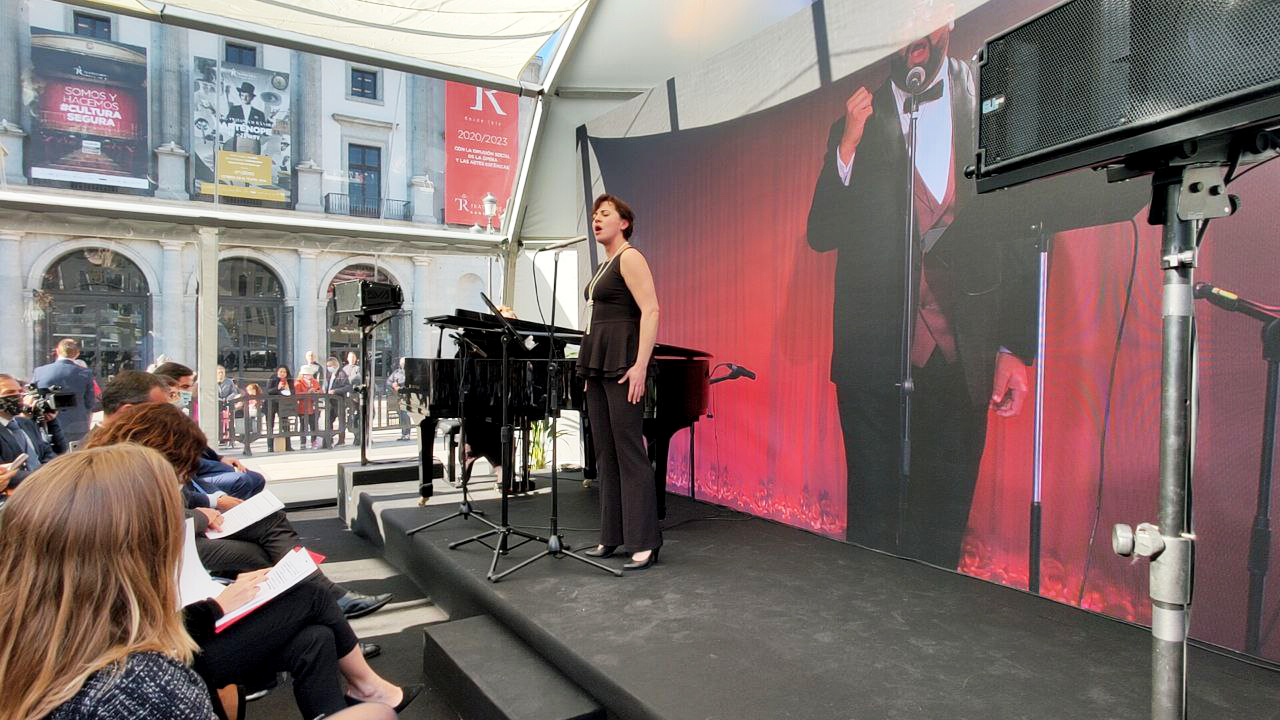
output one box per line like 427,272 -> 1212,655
578,194 -> 663,570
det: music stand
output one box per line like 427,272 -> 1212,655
405,327 -> 500,537
448,292 -> 549,581
490,245 -> 622,581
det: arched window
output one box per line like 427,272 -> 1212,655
218,257 -> 287,383
35,248 -> 152,380
456,273 -> 487,312
326,263 -> 403,381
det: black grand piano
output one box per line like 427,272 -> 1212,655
401,309 -> 711,517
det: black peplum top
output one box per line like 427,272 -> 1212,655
577,247 -> 643,379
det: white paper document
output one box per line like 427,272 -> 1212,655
178,518 -> 227,608
204,490 -> 285,539
214,547 -> 319,631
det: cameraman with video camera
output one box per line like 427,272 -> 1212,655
0,373 -> 65,494
31,338 -> 96,446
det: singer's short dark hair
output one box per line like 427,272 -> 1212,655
593,194 -> 635,240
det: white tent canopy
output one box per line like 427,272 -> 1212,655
61,0 -> 588,91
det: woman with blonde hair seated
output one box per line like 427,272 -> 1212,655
0,445 -> 402,720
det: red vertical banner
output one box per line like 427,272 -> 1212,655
444,81 -> 520,229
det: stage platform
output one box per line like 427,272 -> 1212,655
359,474 -> 1280,720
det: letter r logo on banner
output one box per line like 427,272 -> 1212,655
470,87 -> 508,116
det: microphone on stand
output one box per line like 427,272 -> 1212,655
1194,282 -> 1280,322
905,65 -> 928,94
536,235 -> 589,253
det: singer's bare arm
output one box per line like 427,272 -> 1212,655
618,249 -> 661,405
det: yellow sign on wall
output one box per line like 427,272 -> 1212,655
199,150 -> 286,202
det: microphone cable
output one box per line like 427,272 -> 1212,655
1077,217 -> 1141,607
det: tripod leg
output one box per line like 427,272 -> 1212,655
449,527 -> 500,550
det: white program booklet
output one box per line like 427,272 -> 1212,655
204,490 -> 285,539
178,518 -> 227,608
214,547 -> 319,631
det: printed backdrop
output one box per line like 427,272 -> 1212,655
586,0 -> 1280,661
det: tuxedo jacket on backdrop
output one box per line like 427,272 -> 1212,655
31,358 -> 97,441
225,104 -> 267,126
806,57 -> 1037,405
0,415 -> 59,489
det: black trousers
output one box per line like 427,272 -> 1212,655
837,353 -> 986,569
585,377 -> 661,553
194,578 -> 359,720
196,511 -> 343,602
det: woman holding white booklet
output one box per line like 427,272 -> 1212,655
0,445 -> 418,720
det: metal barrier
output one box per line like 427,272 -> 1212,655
218,390 -> 414,454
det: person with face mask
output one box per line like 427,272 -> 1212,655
0,373 -> 62,494
321,357 -> 352,447
152,364 -> 266,503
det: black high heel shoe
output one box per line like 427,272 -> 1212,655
583,544 -> 617,558
344,683 -> 424,713
623,548 -> 660,571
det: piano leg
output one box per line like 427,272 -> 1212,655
582,413 -> 598,480
417,417 -> 438,503
645,422 -> 672,520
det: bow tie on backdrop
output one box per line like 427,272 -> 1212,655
902,81 -> 944,113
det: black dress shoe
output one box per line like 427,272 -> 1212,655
583,544 -> 617,558
360,642 -> 381,660
623,548 -> 660,570
337,591 -> 393,619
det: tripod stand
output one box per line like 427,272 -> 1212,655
491,244 -> 622,581
405,330 -> 499,537
449,293 -> 548,581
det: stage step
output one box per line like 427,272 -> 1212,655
422,615 -> 604,720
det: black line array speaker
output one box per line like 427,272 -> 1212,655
333,279 -> 403,316
974,0 -> 1280,191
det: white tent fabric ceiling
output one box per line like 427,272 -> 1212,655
66,0 -> 586,88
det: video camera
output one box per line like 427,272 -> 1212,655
23,384 -> 76,417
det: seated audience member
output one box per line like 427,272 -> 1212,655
84,402 -> 392,620
0,445 -> 414,720
0,373 -> 64,493
106,369 -> 266,503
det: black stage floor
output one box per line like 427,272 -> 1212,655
371,476 -> 1280,720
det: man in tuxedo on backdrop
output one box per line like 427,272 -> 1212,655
806,3 -> 1036,568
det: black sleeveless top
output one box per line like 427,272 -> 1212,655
577,247 -> 643,379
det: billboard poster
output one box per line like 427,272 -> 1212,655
192,57 -> 292,204
25,28 -> 149,190
444,81 -> 519,229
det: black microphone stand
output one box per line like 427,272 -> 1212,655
405,329 -> 500,537
1248,316 -> 1278,656
449,292 -> 547,581
896,71 -> 926,553
491,247 -> 621,581
1196,286 -> 1278,656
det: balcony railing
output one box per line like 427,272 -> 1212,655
323,193 -> 413,221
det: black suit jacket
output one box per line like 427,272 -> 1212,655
807,58 -> 1037,405
0,415 -> 60,489
226,104 -> 267,126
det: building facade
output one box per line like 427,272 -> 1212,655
0,0 -> 531,384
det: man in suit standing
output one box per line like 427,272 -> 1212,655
0,374 -> 63,492
31,338 -> 97,446
322,356 -> 352,446
806,6 -> 1035,568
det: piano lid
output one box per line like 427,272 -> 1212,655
426,309 -> 711,359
